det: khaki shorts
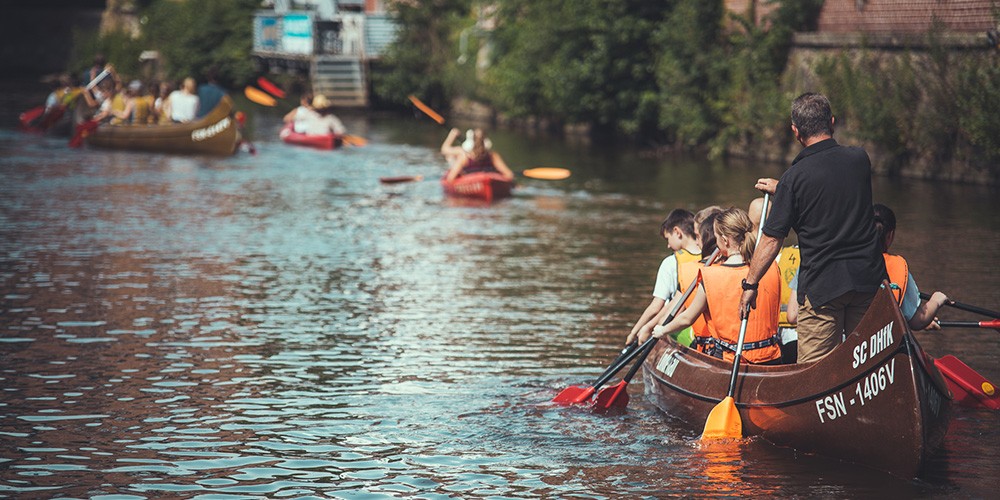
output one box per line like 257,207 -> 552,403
797,290 -> 876,363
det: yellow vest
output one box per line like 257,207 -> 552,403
109,93 -> 128,125
133,95 -> 154,124
777,245 -> 800,328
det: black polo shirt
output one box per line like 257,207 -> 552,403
763,138 -> 886,306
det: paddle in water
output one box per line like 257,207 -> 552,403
523,168 -> 571,180
245,85 -> 368,147
591,248 -> 721,412
551,342 -> 639,405
934,355 -> 1000,410
702,193 -> 770,440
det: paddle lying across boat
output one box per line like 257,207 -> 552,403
279,123 -> 342,150
441,172 -> 514,203
640,286 -> 952,478
84,95 -> 240,156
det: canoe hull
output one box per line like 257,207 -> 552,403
641,287 -> 952,478
441,172 -> 513,203
86,95 -> 239,156
279,123 -> 342,150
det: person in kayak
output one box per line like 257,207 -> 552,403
440,128 -> 468,168
283,92 -> 317,133
444,129 -> 514,182
648,207 -> 783,365
301,94 -> 346,136
873,203 -> 948,330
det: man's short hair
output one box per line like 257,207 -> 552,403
791,92 -> 834,139
660,208 -> 695,239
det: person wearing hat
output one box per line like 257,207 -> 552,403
302,94 -> 346,136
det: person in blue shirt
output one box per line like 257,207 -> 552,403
196,67 -> 226,118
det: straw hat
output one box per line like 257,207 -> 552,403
312,94 -> 330,109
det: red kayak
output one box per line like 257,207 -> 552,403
279,123 -> 342,150
441,172 -> 514,203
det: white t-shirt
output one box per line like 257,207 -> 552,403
292,106 -> 319,133
652,254 -> 679,301
169,91 -> 199,123
303,114 -> 346,135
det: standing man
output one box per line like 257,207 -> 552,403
738,93 -> 886,363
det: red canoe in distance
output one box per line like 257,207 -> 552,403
640,286 -> 952,478
279,123 -> 342,150
441,172 -> 513,203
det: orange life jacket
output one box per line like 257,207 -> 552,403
700,262 -> 781,364
777,245 -> 800,328
883,253 -> 909,304
678,256 -> 713,353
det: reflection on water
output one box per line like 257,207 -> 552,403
1,99 -> 998,497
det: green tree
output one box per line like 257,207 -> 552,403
652,0 -> 727,148
374,0 -> 472,111
487,0 -> 671,137
140,0 -> 258,86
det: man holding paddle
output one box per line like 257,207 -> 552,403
739,93 -> 886,364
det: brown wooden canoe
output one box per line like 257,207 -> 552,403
85,95 -> 240,156
641,286 -> 952,478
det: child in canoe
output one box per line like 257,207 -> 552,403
873,203 -> 948,330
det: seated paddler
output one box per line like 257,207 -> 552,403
444,128 -> 515,182
647,207 -> 783,365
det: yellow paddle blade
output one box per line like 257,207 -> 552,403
407,95 -> 445,124
245,86 -> 276,107
702,396 -> 743,440
342,135 -> 368,147
522,168 -> 570,180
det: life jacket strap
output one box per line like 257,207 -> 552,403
713,334 -> 780,353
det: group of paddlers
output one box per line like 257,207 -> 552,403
626,93 -> 949,366
23,54 -> 227,135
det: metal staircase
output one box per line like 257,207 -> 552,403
312,55 -> 366,107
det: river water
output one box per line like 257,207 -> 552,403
1,87 -> 999,498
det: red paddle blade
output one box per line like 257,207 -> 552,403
935,355 -> 1000,410
19,106 -> 44,128
256,77 -> 286,99
551,385 -> 595,405
592,381 -> 630,412
69,120 -> 99,148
